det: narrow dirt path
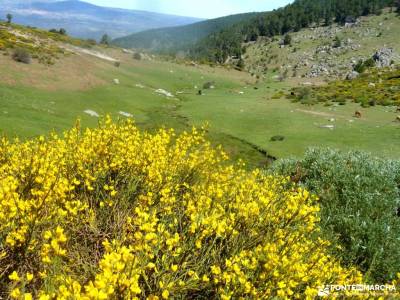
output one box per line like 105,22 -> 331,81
63,45 -> 118,62
295,109 -> 336,117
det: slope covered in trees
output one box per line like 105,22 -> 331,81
112,13 -> 259,53
190,0 -> 396,62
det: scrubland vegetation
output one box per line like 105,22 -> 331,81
1,118 -> 383,299
272,148 -> 400,283
1,2 -> 400,298
0,21 -> 96,65
290,67 -> 400,106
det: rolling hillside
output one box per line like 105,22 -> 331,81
111,0 -> 398,63
0,0 -> 202,40
112,13 -> 260,53
1,20 -> 400,166
243,10 -> 400,81
189,0 -> 397,62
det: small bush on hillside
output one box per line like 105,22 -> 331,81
283,34 -> 292,46
354,58 -> 375,73
290,87 -> 317,104
133,52 -> 142,60
270,148 -> 400,283
12,48 -> 31,64
203,81 -> 215,89
59,28 -> 67,35
270,135 -> 285,141
236,58 -> 245,70
86,38 -> 97,46
100,33 -> 110,45
49,28 -> 67,35
364,58 -> 376,68
333,35 -> 342,48
354,60 -> 367,73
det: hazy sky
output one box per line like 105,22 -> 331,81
85,0 -> 293,19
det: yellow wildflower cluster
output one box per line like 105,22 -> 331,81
0,117 -> 393,298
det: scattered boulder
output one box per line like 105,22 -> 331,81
122,49 -> 133,54
373,48 -> 396,68
113,79 -> 120,85
119,111 -> 133,118
346,71 -> 359,80
354,111 -> 362,118
155,89 -> 174,98
319,125 -> 335,129
84,110 -> 99,117
344,16 -> 358,28
270,135 -> 285,142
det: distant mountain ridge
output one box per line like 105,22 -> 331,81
0,0 -> 203,40
112,13 -> 260,53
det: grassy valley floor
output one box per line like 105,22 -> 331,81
0,46 -> 399,167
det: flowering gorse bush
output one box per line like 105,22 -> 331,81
0,117 -> 367,299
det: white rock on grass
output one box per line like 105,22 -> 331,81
113,79 -> 120,85
119,111 -> 133,118
319,125 -> 335,129
135,83 -> 145,88
84,110 -> 99,117
155,89 -> 174,98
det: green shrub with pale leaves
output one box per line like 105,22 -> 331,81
270,148 -> 400,283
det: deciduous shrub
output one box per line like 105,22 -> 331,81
270,135 -> 285,142
133,52 -> 142,60
283,34 -> 292,46
271,148 -> 400,283
12,48 -> 31,64
0,118 -> 365,299
333,35 -> 342,48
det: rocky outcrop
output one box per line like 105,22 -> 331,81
346,71 -> 359,80
373,48 -> 396,68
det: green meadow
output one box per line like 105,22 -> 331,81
1,55 -> 399,166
